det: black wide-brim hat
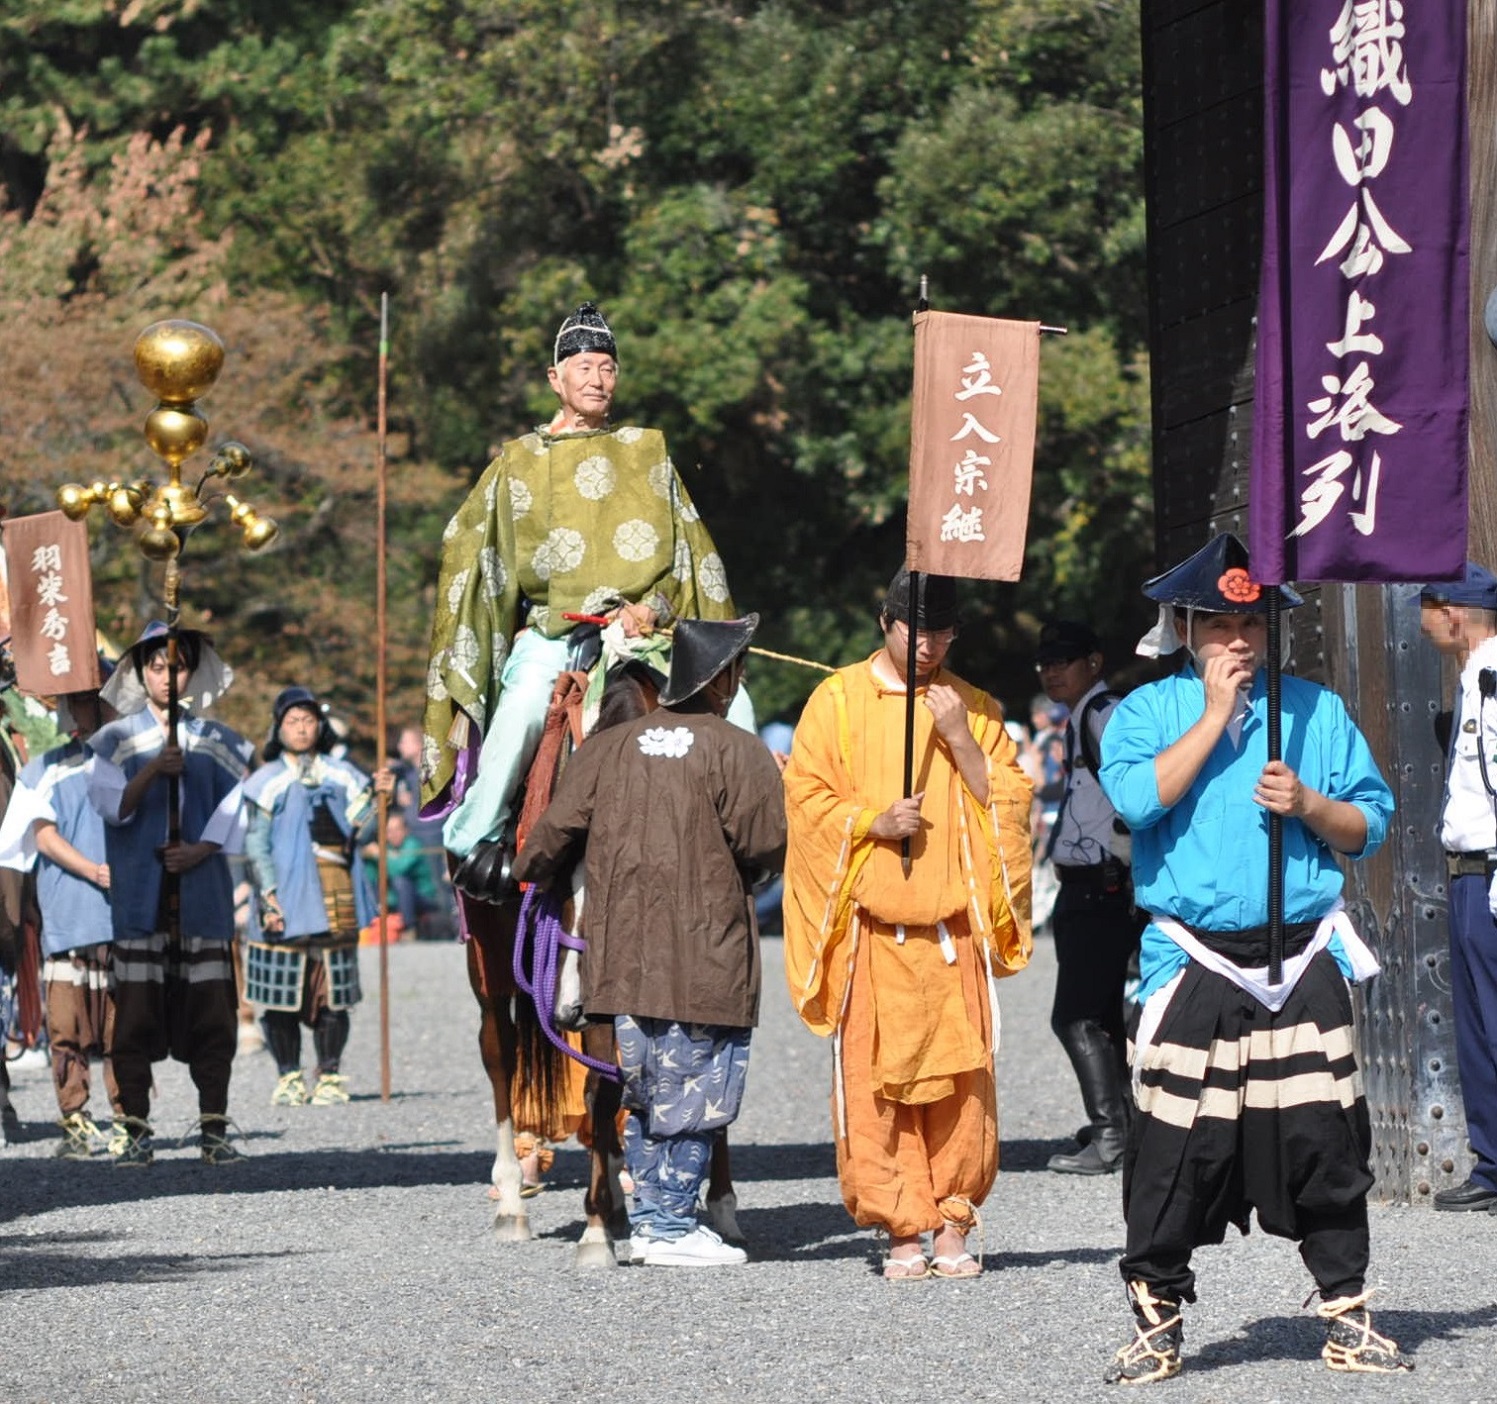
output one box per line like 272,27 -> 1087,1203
1142,532 -> 1302,613
882,567 -> 959,630
660,615 -> 759,707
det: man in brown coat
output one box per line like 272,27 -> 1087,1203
513,615 -> 786,1267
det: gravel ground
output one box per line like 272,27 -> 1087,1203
1,932 -> 1494,1404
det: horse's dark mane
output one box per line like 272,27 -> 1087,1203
592,661 -> 660,734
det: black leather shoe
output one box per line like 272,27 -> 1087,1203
1048,1140 -> 1122,1176
1433,1177 -> 1497,1211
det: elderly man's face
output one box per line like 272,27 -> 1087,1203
547,351 -> 618,429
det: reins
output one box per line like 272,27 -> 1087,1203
513,885 -> 622,1080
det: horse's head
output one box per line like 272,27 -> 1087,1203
594,659 -> 663,732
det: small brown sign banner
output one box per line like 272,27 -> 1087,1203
906,311 -> 1040,582
3,511 -> 100,696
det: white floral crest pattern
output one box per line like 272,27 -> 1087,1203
697,552 -> 730,603
532,527 -> 586,580
445,567 -> 471,614
479,547 -> 507,600
637,726 -> 696,759
574,455 -> 616,500
449,626 -> 480,677
581,586 -> 624,616
614,518 -> 660,563
648,460 -> 675,500
426,653 -> 450,702
615,426 -> 644,445
508,477 -> 533,516
673,537 -> 693,583
442,514 -> 461,542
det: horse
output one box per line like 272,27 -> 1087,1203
457,656 -> 745,1267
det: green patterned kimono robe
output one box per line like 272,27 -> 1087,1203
421,425 -> 736,807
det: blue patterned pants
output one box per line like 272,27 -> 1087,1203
615,1015 -> 751,1240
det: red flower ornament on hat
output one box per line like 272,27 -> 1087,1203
1218,568 -> 1261,605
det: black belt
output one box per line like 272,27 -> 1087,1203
1445,850 -> 1491,877
1182,919 -> 1319,969
1054,862 -> 1108,884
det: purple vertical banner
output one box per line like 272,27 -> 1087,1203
1251,0 -> 1469,585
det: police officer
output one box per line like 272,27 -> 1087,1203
1419,562 -> 1497,1213
1035,619 -> 1137,1175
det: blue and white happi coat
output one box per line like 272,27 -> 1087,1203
0,741 -> 111,957
242,753 -> 378,940
88,709 -> 252,943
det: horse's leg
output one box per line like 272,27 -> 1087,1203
554,861 -> 587,1030
468,926 -> 531,1241
574,1021 -> 624,1269
705,1132 -> 746,1245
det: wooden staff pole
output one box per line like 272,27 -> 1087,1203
902,570 -> 919,878
902,277 -> 931,879
1266,588 -> 1284,985
164,557 -> 182,950
376,292 -> 392,1101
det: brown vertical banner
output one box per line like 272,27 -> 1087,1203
906,311 -> 1040,581
3,511 -> 99,695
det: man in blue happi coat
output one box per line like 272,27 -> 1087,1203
0,678 -> 121,1158
243,686 -> 390,1108
1097,533 -> 1409,1383
88,623 -> 252,1167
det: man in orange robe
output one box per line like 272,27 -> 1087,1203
783,569 -> 1032,1280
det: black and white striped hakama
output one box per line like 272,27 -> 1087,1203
1122,949 -> 1373,1305
111,933 -> 238,1121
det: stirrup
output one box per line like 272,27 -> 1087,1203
1105,1281 -> 1183,1385
1316,1290 -> 1413,1374
452,837 -> 518,904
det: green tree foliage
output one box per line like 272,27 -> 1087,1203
0,0 -> 1153,743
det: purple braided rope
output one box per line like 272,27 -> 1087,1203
515,886 -> 621,1081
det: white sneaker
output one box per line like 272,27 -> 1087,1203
626,1230 -> 653,1265
641,1225 -> 747,1268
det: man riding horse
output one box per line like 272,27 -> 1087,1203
421,300 -> 755,1248
420,301 -> 752,868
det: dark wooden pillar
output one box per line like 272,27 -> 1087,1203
1141,0 -> 1495,1203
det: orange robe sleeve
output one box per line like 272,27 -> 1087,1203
782,664 -> 1033,1039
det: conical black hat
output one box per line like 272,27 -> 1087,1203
660,615 -> 759,707
1142,533 -> 1302,612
